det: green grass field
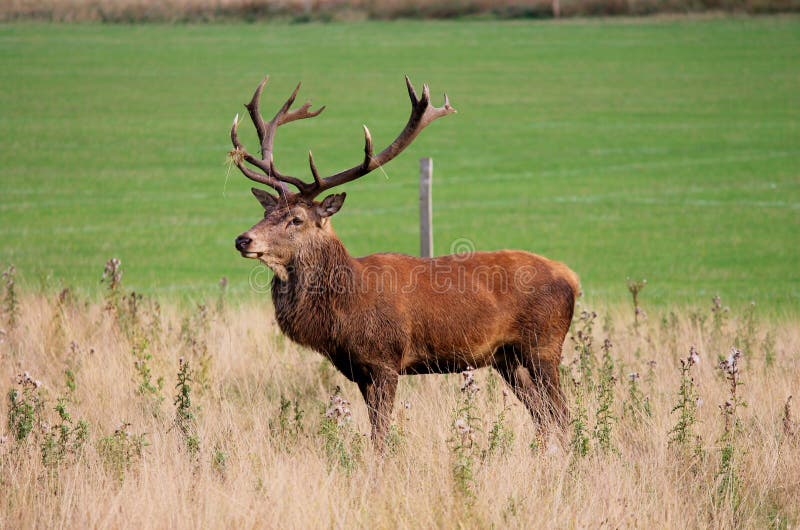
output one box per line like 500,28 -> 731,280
0,16 -> 798,308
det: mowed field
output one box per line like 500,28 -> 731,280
0,17 -> 798,308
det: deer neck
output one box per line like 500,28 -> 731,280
270,234 -> 358,346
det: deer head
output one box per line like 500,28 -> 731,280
232,76 -> 456,280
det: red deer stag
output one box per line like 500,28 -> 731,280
231,77 -> 579,447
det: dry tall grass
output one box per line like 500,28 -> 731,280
0,277 -> 798,528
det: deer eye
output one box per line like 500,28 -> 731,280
290,217 -> 303,226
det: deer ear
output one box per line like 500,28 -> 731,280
251,188 -> 279,212
316,193 -> 346,218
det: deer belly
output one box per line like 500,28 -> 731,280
400,336 -> 503,375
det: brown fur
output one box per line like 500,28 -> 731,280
237,193 -> 579,447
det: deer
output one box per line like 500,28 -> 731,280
230,76 -> 580,448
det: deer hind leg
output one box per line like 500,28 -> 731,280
356,368 -> 399,450
494,355 -> 549,429
495,343 -> 569,433
520,339 -> 570,429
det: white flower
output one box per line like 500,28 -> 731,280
454,417 -> 472,436
460,366 -> 479,394
719,347 -> 741,375
688,346 -> 700,366
115,421 -> 131,437
325,393 -> 352,425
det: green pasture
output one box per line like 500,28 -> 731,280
0,17 -> 798,309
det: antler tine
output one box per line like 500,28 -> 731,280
276,83 -> 326,126
230,114 -> 289,196
405,75 -> 419,105
362,125 -> 374,168
245,76 -> 270,156
308,150 -> 322,187
231,77 -> 325,197
300,76 -> 456,200
420,83 -> 430,107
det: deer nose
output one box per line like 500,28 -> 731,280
235,235 -> 252,251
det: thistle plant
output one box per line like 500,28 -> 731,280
669,346 -> 703,458
212,445 -> 228,480
645,359 -> 657,385
133,338 -> 164,417
623,372 -> 651,420
570,309 -> 598,390
762,331 -> 776,369
64,367 -> 77,397
710,295 -> 729,347
275,394 -> 292,436
119,291 -> 143,338
735,301 -> 757,355
56,287 -> 78,311
98,421 -> 148,484
569,373 -> 590,458
450,367 -> 481,502
568,358 -> 590,457
593,339 -> 616,453
717,347 -> 745,510
40,397 -> 89,470
485,369 -> 500,405
101,257 -> 123,313
782,396 -> 795,438
718,348 -> 744,436
7,372 -> 89,472
1,265 -> 19,330
626,277 -> 647,330
180,304 -> 212,394
270,393 -> 305,449
172,357 -> 199,457
146,300 -> 163,341
319,388 -> 362,472
386,400 -> 411,456
7,372 -> 45,443
485,388 -> 515,458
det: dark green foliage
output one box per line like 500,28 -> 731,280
98,423 -> 148,483
173,358 -> 199,457
319,391 -> 362,473
669,346 -> 703,458
7,373 -> 45,443
593,339 -> 616,453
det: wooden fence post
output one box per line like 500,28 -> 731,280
419,157 -> 433,258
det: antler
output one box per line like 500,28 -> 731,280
230,76 -> 325,196
230,76 -> 455,200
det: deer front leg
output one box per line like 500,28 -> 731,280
357,368 -> 399,450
